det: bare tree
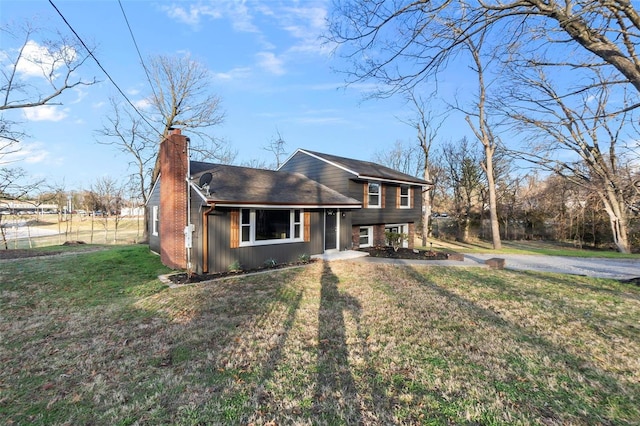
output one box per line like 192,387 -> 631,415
373,140 -> 424,177
397,92 -> 446,244
99,55 -> 233,241
1,22 -> 96,200
148,54 -> 234,182
96,98 -> 155,205
240,158 -> 269,169
328,1 -> 640,98
455,29 -> 503,249
87,177 -> 124,243
501,65 -> 638,252
263,129 -> 288,169
1,22 -> 96,152
328,1 -> 640,251
440,138 -> 485,243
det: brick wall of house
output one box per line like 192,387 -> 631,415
353,223 -> 416,249
351,226 -> 360,248
159,128 -> 188,269
372,224 -> 386,247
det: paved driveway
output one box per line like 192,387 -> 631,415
348,251 -> 640,280
465,254 -> 640,280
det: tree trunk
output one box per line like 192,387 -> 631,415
600,189 -> 631,253
0,215 -> 7,250
484,147 -> 502,249
462,216 -> 470,243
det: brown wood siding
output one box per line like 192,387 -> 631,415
304,211 -> 311,242
230,209 -> 239,248
362,184 -> 368,208
381,185 -> 386,209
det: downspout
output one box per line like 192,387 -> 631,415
202,203 -> 215,273
185,137 -> 193,275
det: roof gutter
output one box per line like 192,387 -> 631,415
213,202 -> 362,209
357,174 -> 433,187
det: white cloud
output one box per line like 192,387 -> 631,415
226,2 -> 259,33
2,142 -> 53,165
15,40 -> 77,79
281,6 -> 331,56
162,2 -> 257,32
212,67 -> 252,81
23,105 -> 68,122
133,98 -> 152,110
256,52 -> 285,75
161,4 -> 215,27
70,87 -> 88,105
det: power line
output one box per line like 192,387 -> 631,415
47,0 -> 160,137
117,0 -> 159,104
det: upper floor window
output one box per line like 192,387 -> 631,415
399,186 -> 410,208
367,182 -> 381,208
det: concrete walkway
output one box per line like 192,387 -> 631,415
319,250 -> 640,280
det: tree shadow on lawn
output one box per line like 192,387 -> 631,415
401,265 -> 640,424
131,262 -> 399,424
517,269 -> 640,303
313,260 -> 362,422
128,267 -> 311,422
313,261 -> 396,425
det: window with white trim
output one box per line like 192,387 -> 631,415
359,226 -> 373,247
385,224 -> 409,248
399,186 -> 410,208
367,182 -> 381,208
152,205 -> 159,236
240,208 -> 304,246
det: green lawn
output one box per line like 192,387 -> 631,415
1,245 -> 638,425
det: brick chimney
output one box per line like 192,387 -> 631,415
159,128 -> 188,269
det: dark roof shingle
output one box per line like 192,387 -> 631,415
190,162 -> 361,206
298,149 -> 432,185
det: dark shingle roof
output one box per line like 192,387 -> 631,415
297,149 -> 432,185
190,161 -> 361,206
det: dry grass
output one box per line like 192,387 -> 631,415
1,215 -> 145,249
1,246 -> 638,425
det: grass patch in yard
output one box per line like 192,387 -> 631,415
1,247 -> 639,425
423,238 -> 640,258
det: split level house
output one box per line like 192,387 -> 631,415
148,129 -> 432,273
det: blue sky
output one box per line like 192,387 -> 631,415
1,0 -> 473,190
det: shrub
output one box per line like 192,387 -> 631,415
264,258 -> 277,268
298,253 -> 311,264
228,260 -> 242,272
385,231 -> 407,252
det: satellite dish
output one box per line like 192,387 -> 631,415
199,172 -> 213,188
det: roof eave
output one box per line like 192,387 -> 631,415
357,174 -> 432,186
210,201 -> 362,209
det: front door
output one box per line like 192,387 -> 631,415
324,209 -> 338,251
